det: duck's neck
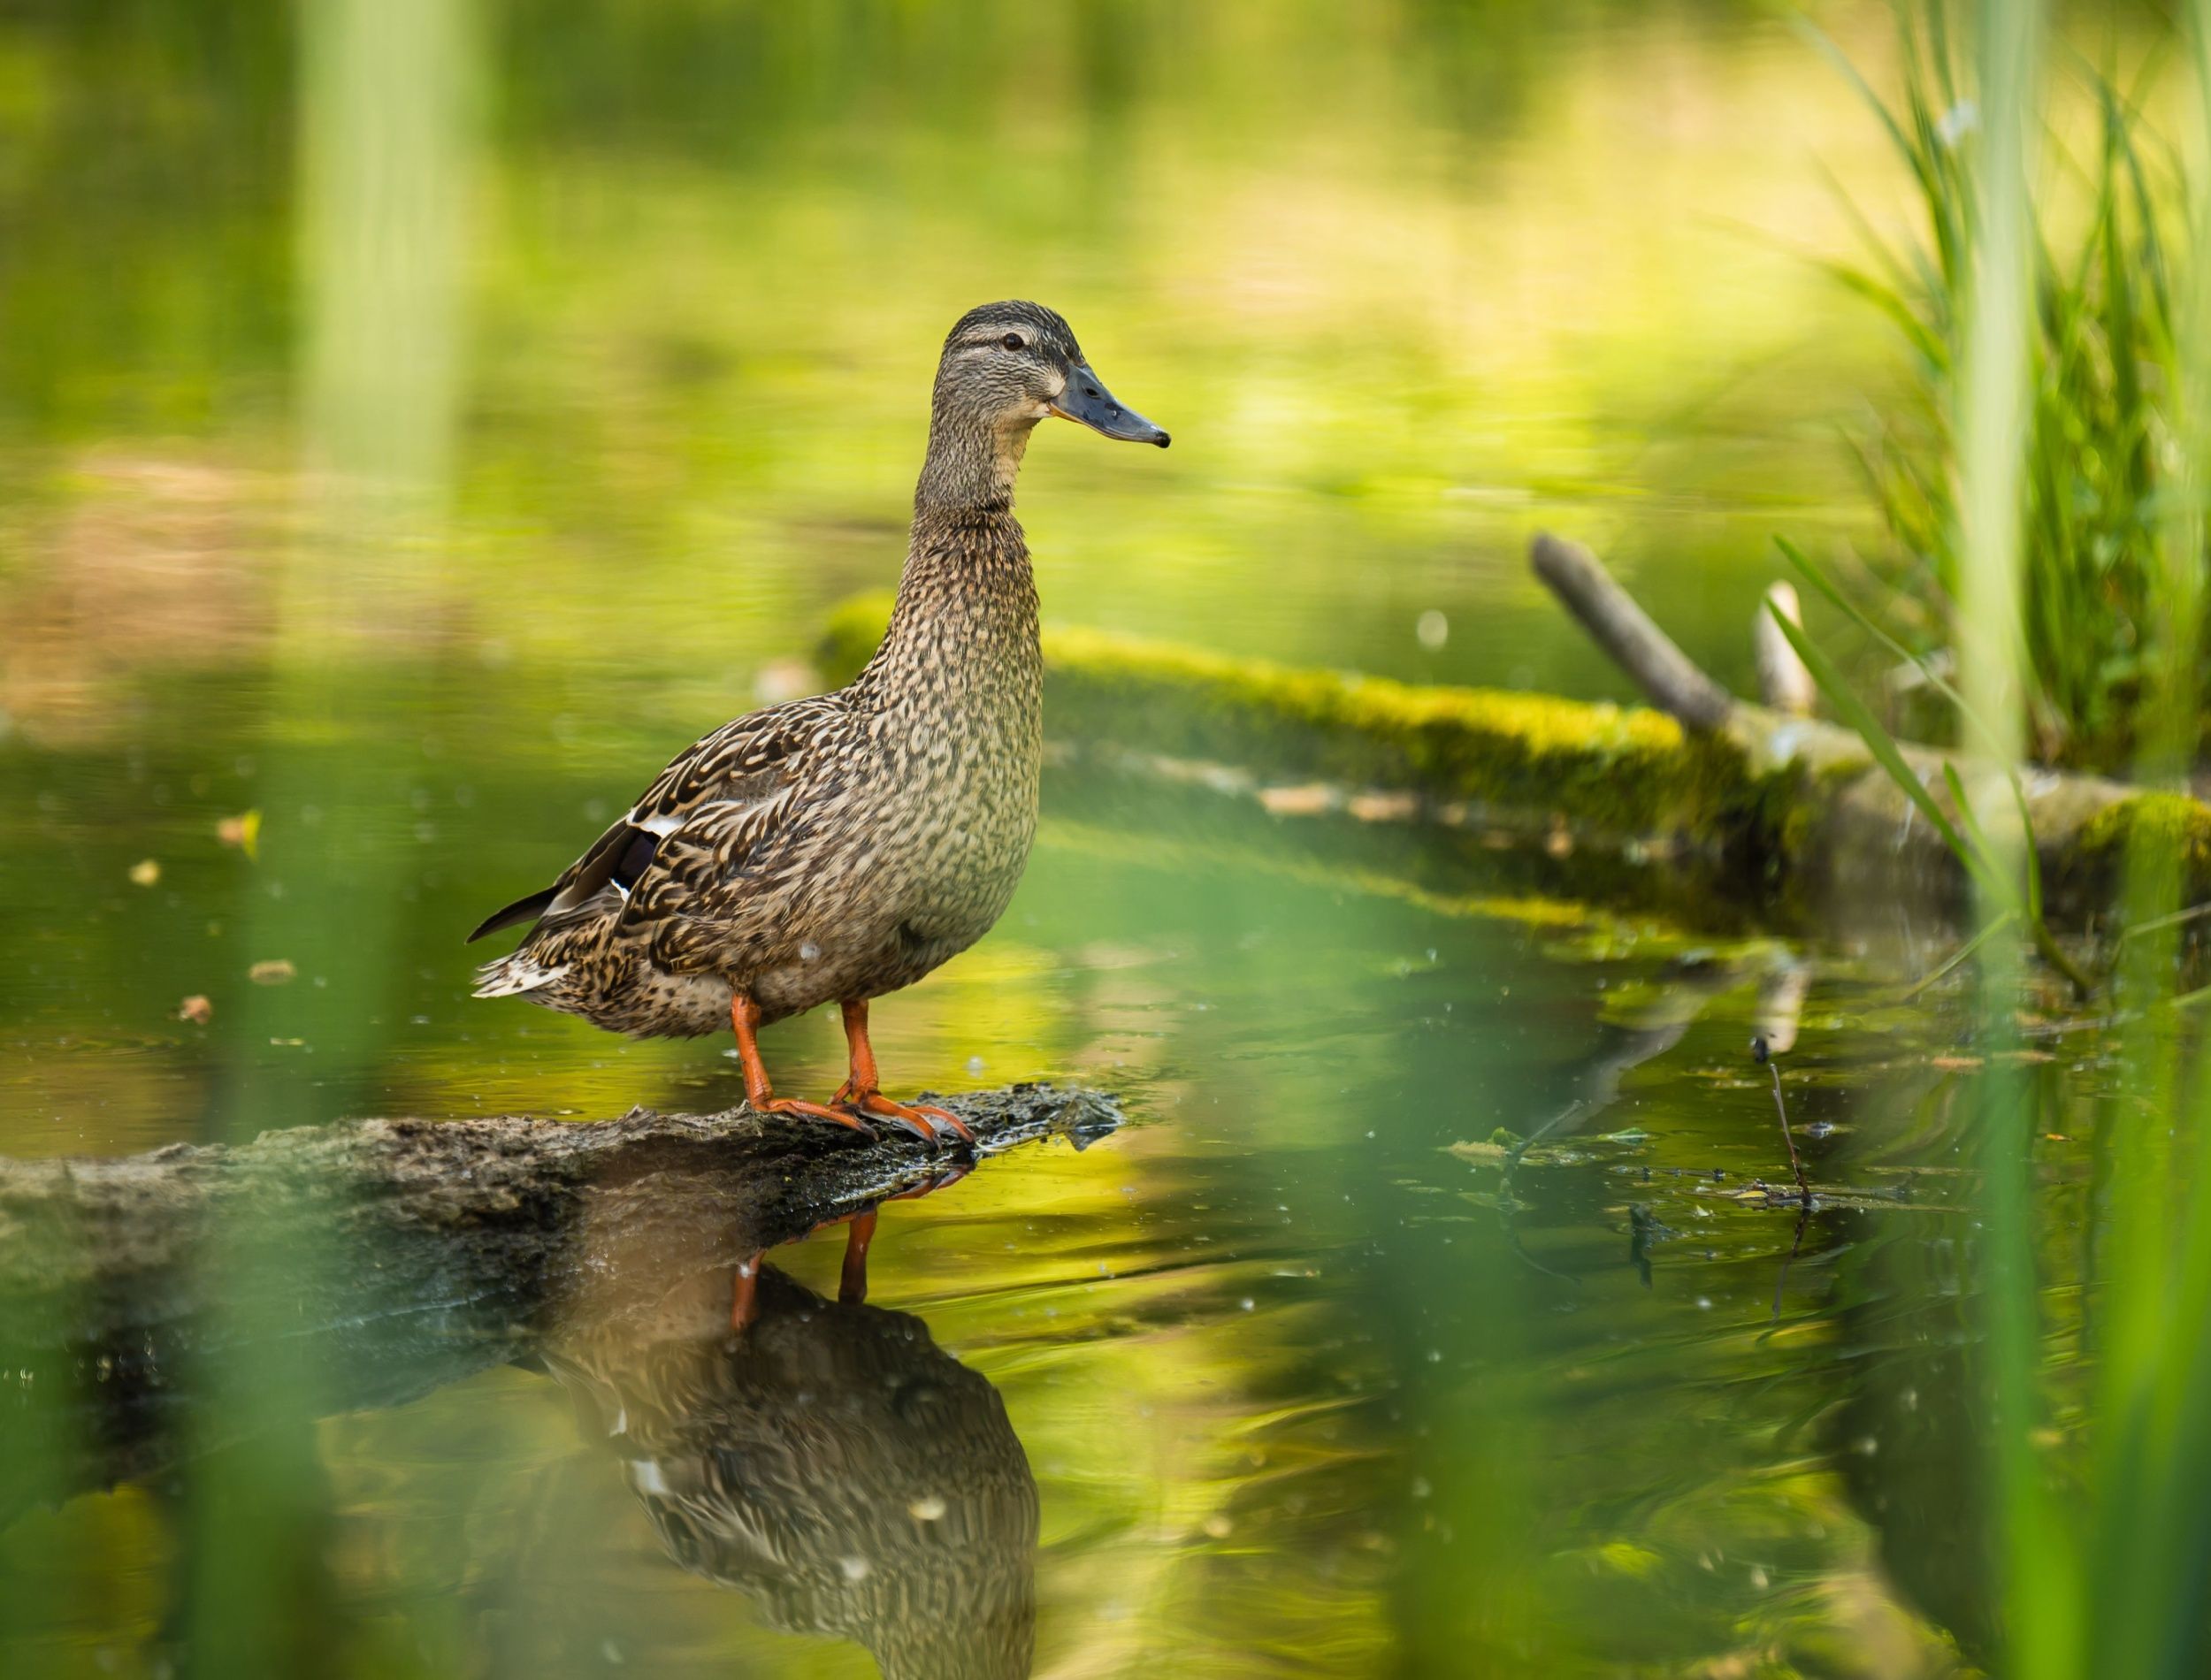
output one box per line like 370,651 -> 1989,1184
856,413 -> 1042,704
914,402 -> 1037,518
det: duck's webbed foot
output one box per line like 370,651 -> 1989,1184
833,1084 -> 975,1147
832,997 -> 976,1149
754,1093 -> 877,1135
730,995 -> 876,1139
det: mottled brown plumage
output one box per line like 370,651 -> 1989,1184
470,302 -> 1166,1134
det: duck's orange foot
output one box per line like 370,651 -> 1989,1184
834,1085 -> 975,1149
751,1094 -> 876,1140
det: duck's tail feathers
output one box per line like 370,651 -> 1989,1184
467,885 -> 559,943
472,951 -> 570,998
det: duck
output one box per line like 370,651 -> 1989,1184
468,302 -> 1167,1142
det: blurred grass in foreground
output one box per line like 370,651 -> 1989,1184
180,0 -> 476,1672
1942,1 -> 2211,1674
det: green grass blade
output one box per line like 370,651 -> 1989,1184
1902,906 -> 2019,999
1775,535 -> 2020,766
1763,598 -> 2012,907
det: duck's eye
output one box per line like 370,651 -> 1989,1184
1002,332 -> 1026,352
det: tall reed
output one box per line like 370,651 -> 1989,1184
1919,2 -> 2211,1673
1817,3 -> 2190,773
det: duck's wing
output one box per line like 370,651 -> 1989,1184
466,695 -> 842,945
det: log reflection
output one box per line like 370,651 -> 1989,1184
0,1092 -> 1096,1676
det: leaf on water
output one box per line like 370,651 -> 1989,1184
1258,783 -> 1335,817
218,808 -> 263,861
1347,790 -> 1418,822
1448,1140 -> 1513,1165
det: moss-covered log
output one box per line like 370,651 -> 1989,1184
820,595 -> 1788,864
818,547 -> 2211,919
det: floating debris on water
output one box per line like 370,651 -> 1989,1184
127,859 -> 160,887
248,959 -> 296,985
217,809 -> 262,860
175,995 -> 213,1025
1258,783 -> 1335,817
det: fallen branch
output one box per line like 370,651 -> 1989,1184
1526,532 -> 2199,920
1755,582 -> 1815,716
1529,532 -> 1735,730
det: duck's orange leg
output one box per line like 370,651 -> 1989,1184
731,996 -> 872,1134
831,998 -> 975,1146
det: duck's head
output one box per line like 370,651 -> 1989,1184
933,300 -> 1169,450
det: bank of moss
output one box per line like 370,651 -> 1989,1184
822,596 -> 2211,920
2077,792 -> 2211,883
820,594 -> 1794,855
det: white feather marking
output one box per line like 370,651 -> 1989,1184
471,954 -> 569,998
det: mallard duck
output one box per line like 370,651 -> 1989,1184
469,302 -> 1167,1141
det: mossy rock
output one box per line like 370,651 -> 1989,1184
2065,790 -> 2211,903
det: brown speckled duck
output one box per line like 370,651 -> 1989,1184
469,302 -> 1167,1142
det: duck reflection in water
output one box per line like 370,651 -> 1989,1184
541,1187 -> 1040,1680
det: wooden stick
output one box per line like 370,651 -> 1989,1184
1755,582 -> 1816,716
1529,531 -> 1736,731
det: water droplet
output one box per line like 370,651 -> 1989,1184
799,941 -> 821,963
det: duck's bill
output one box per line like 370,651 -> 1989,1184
1052,363 -> 1170,447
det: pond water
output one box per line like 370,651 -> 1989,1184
0,1 -> 2131,1676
